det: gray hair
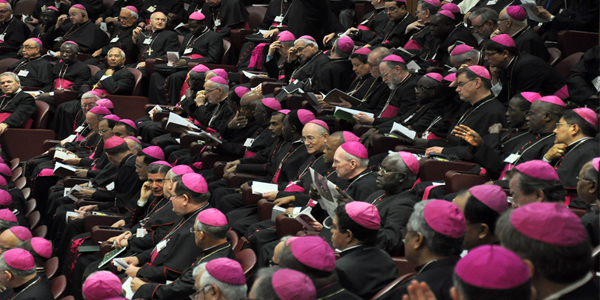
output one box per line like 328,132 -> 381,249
385,152 -> 418,181
407,201 -> 464,256
108,47 -> 126,59
200,265 -> 248,300
0,2 -> 11,10
500,8 -> 527,27
451,49 -> 480,64
333,37 -> 350,59
0,220 -> 17,233
192,262 -> 207,279
207,80 -> 229,93
295,38 -> 318,49
147,164 -> 170,175
0,253 -> 36,278
0,72 -> 20,83
81,92 -> 100,100
193,221 -> 229,240
469,7 -> 498,23
277,235 -> 296,263
121,7 -> 138,19
344,152 -> 368,169
368,47 -> 392,64
253,267 -> 280,300
125,138 -> 142,151
417,0 -> 440,14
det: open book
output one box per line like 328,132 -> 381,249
166,112 -> 199,132
333,107 -> 374,123
186,130 -> 222,144
323,89 -> 363,106
53,162 -> 78,178
390,122 -> 417,141
310,168 -> 340,218
53,148 -> 78,161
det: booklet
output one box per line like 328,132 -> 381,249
391,122 -> 417,140
98,247 -> 128,268
54,149 -> 77,161
309,168 -> 340,218
323,89 -> 363,106
166,112 -> 199,132
252,182 -> 279,195
333,107 -> 374,123
53,162 -> 78,178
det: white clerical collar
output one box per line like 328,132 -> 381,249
337,244 -> 362,253
542,272 -> 594,300
567,137 -> 591,147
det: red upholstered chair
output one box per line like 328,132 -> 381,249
127,67 -> 144,96
593,245 -> 600,273
88,64 -> 101,77
144,58 -> 167,79
102,0 -> 114,11
392,257 -> 418,277
235,248 -> 257,278
371,273 -> 417,300
53,90 -> 79,107
14,177 -> 26,189
45,257 -> 59,279
222,39 -> 232,65
106,95 -> 149,120
547,47 -> 562,66
554,52 -> 584,79
9,158 -> 19,171
76,53 -> 91,62
25,199 -> 36,216
21,188 -> 30,200
227,230 -> 240,253
0,58 -> 19,73
444,170 -> 491,194
83,214 -> 124,232
33,225 -> 48,238
50,275 -> 67,299
354,1 -> 375,25
247,6 -> 267,30
557,30 -> 599,57
11,166 -> 22,182
257,199 -> 275,221
14,0 -> 36,16
27,211 -> 41,229
60,296 -> 75,300
418,158 -> 478,182
33,100 -> 50,129
275,214 -> 304,239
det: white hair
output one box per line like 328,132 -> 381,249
121,7 -> 138,19
207,80 -> 229,93
295,38 -> 318,49
81,92 -> 100,100
108,47 -> 126,59
199,265 -> 247,300
0,72 -> 20,83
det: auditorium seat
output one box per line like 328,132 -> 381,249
106,95 -> 149,120
373,134 -> 410,154
419,157 -> 479,182
14,177 -> 26,189
222,39 -> 232,65
392,257 -> 418,277
257,199 -> 274,222
33,100 -> 50,129
127,67 -> 144,96
235,248 -> 257,278
13,0 -> 36,18
275,213 -> 304,239
557,30 -> 598,57
88,64 -> 101,77
9,158 -> 19,171
554,52 -> 584,79
50,275 -> 67,299
444,170 -> 491,194
0,129 -> 56,161
32,225 -> 47,238
354,1 -> 375,25
27,211 -> 40,229
144,58 -> 167,80
0,58 -> 18,74
371,273 -> 417,300
227,230 -> 240,253
547,47 -> 561,66
103,0 -> 114,11
53,90 -> 79,107
10,166 -> 22,182
45,257 -> 59,279
247,6 -> 267,30
25,199 -> 36,216
21,187 -> 30,200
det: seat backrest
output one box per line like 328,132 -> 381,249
392,257 -> 417,277
103,0 -> 115,11
235,248 -> 257,277
178,35 -> 185,47
45,257 -> 59,279
60,296 -> 75,300
11,166 -> 22,182
593,245 -> 600,273
50,275 -> 67,299
554,52 -> 584,79
88,65 -> 101,77
557,30 -> 599,57
371,273 -> 416,300
106,95 -> 149,120
247,6 -> 267,30
13,0 -> 36,16
14,176 -> 26,189
33,224 -> 47,238
222,39 -> 232,65
33,100 -> 50,129
547,47 -> 562,66
0,58 -> 19,74
9,158 -> 19,171
21,188 -> 30,201
127,67 -> 143,96
27,211 -> 41,229
227,230 -> 239,253
354,2 -> 375,24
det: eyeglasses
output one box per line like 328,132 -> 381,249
22,45 -> 37,50
81,104 -> 96,108
69,13 -> 81,17
99,129 -> 110,134
301,134 -> 324,143
497,18 -> 510,23
295,46 -> 306,53
376,165 -> 402,176
205,88 -> 218,93
555,122 -> 573,128
189,285 -> 211,300
483,51 -> 499,57
456,79 -> 475,88
189,227 -> 201,233
169,194 -> 184,200
414,86 -> 436,93
0,10 -> 10,14
268,259 -> 278,267
135,164 -> 144,170
118,16 -> 133,20
576,176 -> 595,182
381,69 -> 392,78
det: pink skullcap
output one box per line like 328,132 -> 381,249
205,258 -> 245,285
142,146 -> 165,160
345,201 -> 380,230
443,72 -> 456,82
382,54 -> 405,63
456,245 -> 530,289
279,109 -> 290,115
290,236 -> 336,271
506,5 -> 527,21
123,5 -> 137,13
272,269 -> 316,300
86,90 -> 102,97
8,226 -> 32,241
298,35 -> 316,42
96,98 -> 114,109
89,106 -> 111,115
519,92 -> 541,103
171,165 -> 194,175
437,10 -> 455,20
424,200 -> 466,238
63,41 -> 78,47
71,4 -> 86,10
0,0 -> 8,2
593,157 -> 600,172
104,136 -> 126,149
211,68 -> 228,80
511,202 -> 587,246
262,98 -> 281,111
337,36 -> 354,54
197,208 -> 227,226
307,119 -> 329,131
398,151 -> 420,175
467,65 -> 491,80
573,107 -> 598,129
30,237 -> 52,259
83,271 -> 122,300
0,190 -> 11,206
297,109 -> 315,125
3,249 -> 34,270
209,76 -> 228,85
191,64 -> 210,73
0,164 -> 10,177
451,44 -> 473,56
468,185 -> 509,215
342,131 -> 360,142
491,34 -> 516,47
235,86 -> 250,98
103,114 -> 121,122
441,3 -> 460,13
119,119 -> 137,130
353,47 -> 371,55
285,236 -> 299,246
277,30 -> 295,42
123,136 -> 141,145
0,177 -> 7,187
189,11 -> 205,21
0,209 -> 16,222
46,6 -> 59,11
149,161 -> 171,167
340,141 -> 368,159
423,0 -> 441,6
537,95 -> 565,107
515,160 -> 559,181
425,72 -> 443,83
181,173 -> 208,193
28,38 -> 43,47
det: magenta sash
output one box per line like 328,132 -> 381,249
426,133 -> 441,140
403,39 -> 422,50
284,183 -> 304,192
357,25 -> 369,31
554,84 -> 569,99
185,54 -> 204,60
180,81 -> 189,98
0,112 -> 33,128
272,169 -> 281,183
54,79 -> 74,90
248,43 -> 269,69
380,105 -> 399,118
244,150 -> 256,158
93,89 -> 110,96
193,162 -> 203,169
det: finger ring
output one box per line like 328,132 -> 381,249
237,123 -> 240,126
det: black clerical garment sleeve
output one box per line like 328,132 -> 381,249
344,170 -> 379,202
0,17 -> 31,48
567,46 -> 599,106
95,154 -> 143,213
550,0 -> 599,32
179,30 -> 223,64
128,202 -> 179,253
0,92 -> 37,128
43,60 -> 92,92
371,189 -> 418,255
214,120 -> 261,158
8,58 -> 54,88
314,59 -> 355,93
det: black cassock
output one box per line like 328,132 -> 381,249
382,257 -> 460,300
45,20 -> 109,53
336,245 -> 399,299
8,57 -> 53,88
0,91 -> 37,128
430,25 -> 477,68
355,77 -> 391,113
284,51 -> 330,85
201,0 -> 249,39
567,46 -> 599,107
80,66 -> 136,96
140,0 -> 184,22
286,0 -> 343,47
317,282 -> 362,300
373,73 -> 418,123
0,17 -> 31,59
353,7 -> 387,44
135,29 -> 180,62
512,26 -> 549,63
0,275 -> 54,300
100,0 -> 144,19
378,97 -> 445,137
551,138 -> 600,189
133,241 -> 235,299
42,59 -> 91,92
496,53 -> 565,104
52,101 -> 87,139
313,58 -> 354,93
87,24 -> 137,66
582,211 -> 600,247
367,13 -> 415,49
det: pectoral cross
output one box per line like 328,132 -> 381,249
146,47 -> 153,56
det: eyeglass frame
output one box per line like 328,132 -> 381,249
189,285 -> 212,300
456,78 -> 476,88
301,134 -> 325,143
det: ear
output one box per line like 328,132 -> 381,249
345,229 -> 354,243
523,259 -> 536,279
210,285 -> 220,299
397,173 -> 407,184
534,190 -> 545,203
413,232 -> 424,249
530,286 -> 537,300
570,124 -> 581,136
450,287 -> 463,300
478,223 -> 490,239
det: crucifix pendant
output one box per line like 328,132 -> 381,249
146,47 -> 153,56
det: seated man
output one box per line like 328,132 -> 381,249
95,0 -> 143,26
7,38 -> 53,88
467,7 -> 498,43
82,271 -> 123,300
88,6 -> 139,66
51,91 -> 98,140
44,4 -> 109,54
312,36 -> 354,93
492,6 -> 549,62
199,0 -> 248,40
30,6 -> 60,40
403,0 -> 440,59
249,268 -> 316,300
0,0 -> 32,59
425,10 -> 477,67
506,160 -> 565,207
449,45 -> 482,69
283,35 -> 329,85
0,72 -> 38,132
21,237 -> 53,273
193,258 -> 247,300
79,48 -> 136,96
497,202 -> 599,299
567,45 -> 600,109
0,226 -> 32,252
579,158 -> 600,247
0,249 -> 53,300
132,11 -> 179,72
333,202 -> 398,299
364,0 -> 416,49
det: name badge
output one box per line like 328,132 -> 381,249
147,5 -> 156,12
592,76 -> 600,92
136,228 -> 147,238
110,36 -> 119,43
17,70 -> 29,77
143,38 -> 152,45
214,19 -> 221,27
106,182 -> 115,191
156,240 -> 167,252
486,0 -> 498,4
274,15 -> 283,23
244,138 -> 255,147
183,48 -> 193,55
503,153 -> 521,164
100,75 -> 110,81
75,125 -> 85,133
0,34 -> 5,42
54,36 -> 63,42
403,113 -> 415,123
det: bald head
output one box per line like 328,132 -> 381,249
0,230 -> 22,253
150,12 -> 166,30
240,90 -> 263,106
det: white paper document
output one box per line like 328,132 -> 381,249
122,277 -> 134,299
391,122 -> 417,140
167,112 -> 199,130
252,182 -> 279,195
520,0 -> 550,23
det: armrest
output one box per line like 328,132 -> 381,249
43,140 -> 61,151
213,161 -> 227,179
373,134 -> 411,154
75,199 -> 105,208
91,225 -> 127,244
180,133 -> 199,149
225,173 -> 263,188
352,124 -> 373,137
286,94 -> 304,110
145,58 -> 167,78
190,142 -> 206,157
145,104 -> 174,113
444,170 -> 491,194
275,214 -> 304,239
242,184 -> 262,206
203,153 -> 236,171
394,145 -> 426,154
257,199 -> 275,221
54,90 -> 79,107
250,76 -> 276,88
84,213 -> 124,232
262,82 -> 286,95
419,158 -> 479,182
